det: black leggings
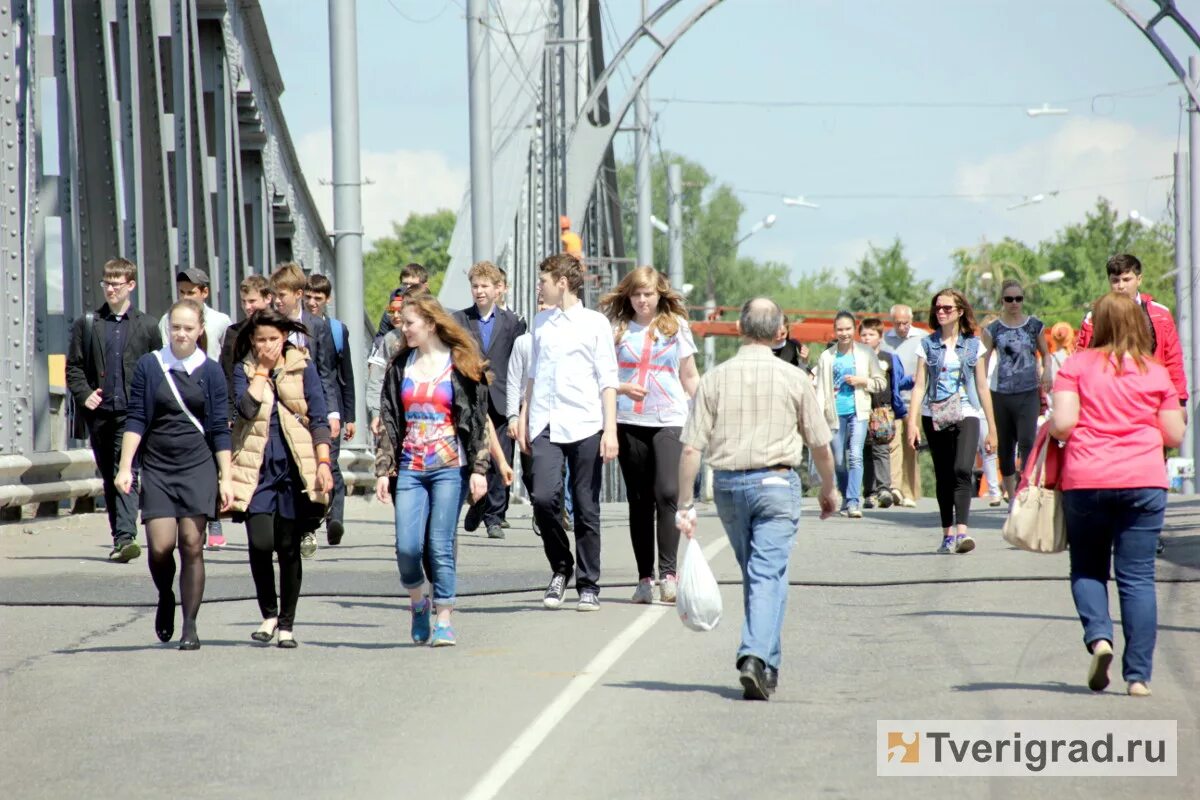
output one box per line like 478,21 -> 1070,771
247,513 -> 303,631
616,424 -> 682,579
992,389 -> 1039,477
922,416 -> 980,529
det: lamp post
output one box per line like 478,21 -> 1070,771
704,213 -> 777,372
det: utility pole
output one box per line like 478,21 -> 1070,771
635,86 -> 653,267
1190,56 -> 1200,492
328,0 -> 367,436
467,0 -> 494,262
668,163 -> 683,290
1175,151 -> 1193,492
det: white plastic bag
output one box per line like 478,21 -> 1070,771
676,537 -> 722,631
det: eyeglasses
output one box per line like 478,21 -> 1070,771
934,304 -> 958,314
1002,295 -> 1024,303
100,280 -> 129,290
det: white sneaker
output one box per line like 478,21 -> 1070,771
299,532 -> 317,559
659,575 -> 678,603
631,579 -> 655,604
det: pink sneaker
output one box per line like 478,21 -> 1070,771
206,533 -> 226,550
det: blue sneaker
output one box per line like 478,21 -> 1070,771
410,598 -> 432,644
430,622 -> 456,647
937,536 -> 955,554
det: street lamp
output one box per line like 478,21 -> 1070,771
705,212 -> 779,372
649,214 -> 670,235
782,196 -> 820,209
1027,103 -> 1068,117
1038,270 -> 1065,283
1129,209 -> 1155,228
1007,193 -> 1045,211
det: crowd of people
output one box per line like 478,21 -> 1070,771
65,249 -> 1185,700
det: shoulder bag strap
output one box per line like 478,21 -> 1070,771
155,352 -> 206,437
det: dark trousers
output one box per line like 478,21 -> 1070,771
616,424 -> 682,579
993,389 -> 1040,477
863,440 -> 892,496
328,434 -> 345,524
87,411 -> 139,545
483,406 -> 514,526
531,428 -> 603,594
922,416 -> 980,529
520,449 -> 534,498
247,512 -> 303,630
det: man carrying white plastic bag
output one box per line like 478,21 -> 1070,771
675,536 -> 722,631
677,298 -> 839,701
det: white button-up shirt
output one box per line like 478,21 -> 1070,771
528,302 -> 619,443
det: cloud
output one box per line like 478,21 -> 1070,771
294,129 -> 467,247
955,118 -> 1176,242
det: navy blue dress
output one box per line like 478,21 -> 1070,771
140,368 -> 217,520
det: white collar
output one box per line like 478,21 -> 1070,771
159,345 -> 207,375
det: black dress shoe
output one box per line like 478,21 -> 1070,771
765,666 -> 778,694
738,656 -> 769,701
463,502 -> 484,532
327,520 -> 345,546
155,591 -> 176,643
178,622 -> 200,651
1156,537 -> 1165,556
277,632 -> 298,649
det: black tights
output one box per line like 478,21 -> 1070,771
146,516 -> 206,628
247,513 -> 302,631
922,417 -> 980,530
992,389 -> 1039,477
616,424 -> 682,579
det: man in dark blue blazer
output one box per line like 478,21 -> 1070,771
454,261 -> 526,539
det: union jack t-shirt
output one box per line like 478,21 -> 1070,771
615,317 -> 697,427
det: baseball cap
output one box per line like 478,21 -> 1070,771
176,268 -> 210,286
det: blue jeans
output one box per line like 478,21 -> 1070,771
394,466 -> 465,606
713,468 -> 802,671
830,413 -> 866,508
1063,488 -> 1165,683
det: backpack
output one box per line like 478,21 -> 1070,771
329,317 -> 344,357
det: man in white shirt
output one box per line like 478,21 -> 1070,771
881,303 -> 928,507
518,254 -> 619,612
159,268 -> 232,361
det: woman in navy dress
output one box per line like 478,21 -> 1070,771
229,308 -> 333,648
115,299 -> 232,650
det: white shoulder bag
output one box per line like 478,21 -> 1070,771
154,352 -> 206,437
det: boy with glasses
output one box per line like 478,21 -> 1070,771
66,258 -> 163,562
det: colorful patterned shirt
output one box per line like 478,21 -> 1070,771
615,317 -> 697,427
399,352 -> 462,471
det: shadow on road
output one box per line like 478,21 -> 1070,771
606,679 -> 744,700
952,681 -> 1096,695
903,608 -> 1199,634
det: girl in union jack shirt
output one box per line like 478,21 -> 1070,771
600,267 -> 700,604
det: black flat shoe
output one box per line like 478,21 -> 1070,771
738,656 -> 769,701
178,623 -> 200,651
277,632 -> 298,649
155,591 -> 176,642
251,618 -> 278,643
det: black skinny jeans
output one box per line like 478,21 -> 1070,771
992,389 -> 1040,478
616,424 -> 682,579
247,513 -> 303,630
921,416 -> 980,530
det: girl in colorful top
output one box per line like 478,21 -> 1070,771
907,289 -> 998,554
374,295 -> 491,647
980,279 -> 1052,500
114,299 -> 232,650
599,267 -> 700,604
228,309 -> 334,649
1049,292 -> 1184,697
815,311 -> 886,518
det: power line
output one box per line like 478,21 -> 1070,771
732,174 -> 1171,203
383,0 -> 455,24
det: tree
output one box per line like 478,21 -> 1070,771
841,239 -> 930,313
363,210 -> 456,322
951,238 -> 1041,313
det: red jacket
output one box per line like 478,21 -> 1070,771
1076,292 -> 1188,402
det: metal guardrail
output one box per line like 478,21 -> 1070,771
0,448 -> 380,513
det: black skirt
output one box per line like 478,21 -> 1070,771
139,370 -> 217,521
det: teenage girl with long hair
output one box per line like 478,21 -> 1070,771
599,266 -> 699,603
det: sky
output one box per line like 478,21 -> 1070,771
260,0 -> 1198,288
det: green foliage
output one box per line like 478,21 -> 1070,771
362,210 -> 455,322
842,239 -> 931,313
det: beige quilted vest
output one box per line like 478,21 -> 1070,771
229,348 -> 329,512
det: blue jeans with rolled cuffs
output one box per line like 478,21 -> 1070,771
394,466 -> 466,606
713,468 -> 802,671
830,413 -> 866,508
1063,488 -> 1165,683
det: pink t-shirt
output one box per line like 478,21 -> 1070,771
1053,350 -> 1178,490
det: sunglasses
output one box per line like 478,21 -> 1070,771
934,304 -> 958,314
1003,295 -> 1024,303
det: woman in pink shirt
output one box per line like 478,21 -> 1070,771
1049,292 -> 1185,698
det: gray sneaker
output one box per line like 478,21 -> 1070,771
631,579 -> 654,604
486,523 -> 505,540
109,539 -> 141,563
577,590 -> 600,612
299,532 -> 317,559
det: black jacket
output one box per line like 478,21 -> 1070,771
300,310 -> 342,422
66,304 -> 162,430
374,347 -> 491,478
329,317 -> 357,425
452,305 -> 526,416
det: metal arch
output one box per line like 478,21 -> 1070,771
1108,0 -> 1200,108
565,0 -> 725,225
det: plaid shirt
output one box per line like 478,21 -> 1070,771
682,343 -> 832,470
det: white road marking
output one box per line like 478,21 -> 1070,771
462,535 -> 730,800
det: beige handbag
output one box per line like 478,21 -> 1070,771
1002,434 -> 1066,553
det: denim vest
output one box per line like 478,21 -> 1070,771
921,333 -> 982,411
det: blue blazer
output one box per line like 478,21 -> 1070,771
125,353 -> 232,454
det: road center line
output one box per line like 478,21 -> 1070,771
463,536 -> 730,800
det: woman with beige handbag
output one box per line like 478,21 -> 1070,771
1046,292 -> 1185,698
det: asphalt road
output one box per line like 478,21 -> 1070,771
2,495 -> 1198,799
